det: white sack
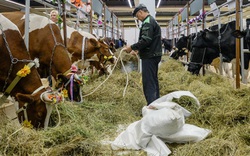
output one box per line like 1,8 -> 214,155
111,91 -> 211,156
141,107 -> 185,137
161,124 -> 211,143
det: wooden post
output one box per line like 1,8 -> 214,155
187,3 -> 190,61
202,0 -> 205,75
235,0 -> 241,88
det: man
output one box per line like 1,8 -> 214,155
124,4 -> 162,105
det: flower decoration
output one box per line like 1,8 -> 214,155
17,65 -> 31,77
22,120 -> 33,129
104,56 -> 113,60
80,75 -> 89,84
188,11 -> 206,25
47,93 -> 64,104
62,89 -> 68,98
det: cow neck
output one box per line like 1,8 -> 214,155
47,23 -> 71,78
0,25 -> 37,95
0,59 -> 40,105
217,22 -> 231,54
190,47 -> 207,66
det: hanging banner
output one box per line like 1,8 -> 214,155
113,15 -> 117,27
207,0 -> 216,5
65,0 -> 71,11
105,6 -> 111,22
227,0 -> 235,10
181,7 -> 187,22
92,0 -> 102,16
118,20 -> 121,28
173,16 -> 178,25
210,2 -> 220,17
190,0 -> 203,15
178,13 -> 182,23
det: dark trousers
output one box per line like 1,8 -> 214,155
141,56 -> 161,105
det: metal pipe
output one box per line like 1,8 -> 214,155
24,0 -> 30,50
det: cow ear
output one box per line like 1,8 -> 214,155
231,30 -> 244,38
16,93 -> 34,104
89,38 -> 100,48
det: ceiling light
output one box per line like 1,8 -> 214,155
157,0 -> 161,8
128,0 -> 132,8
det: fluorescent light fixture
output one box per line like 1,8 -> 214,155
157,0 -> 161,8
128,0 -> 132,8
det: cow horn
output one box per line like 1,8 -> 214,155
99,38 -> 104,42
40,92 -> 53,103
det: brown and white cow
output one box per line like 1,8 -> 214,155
64,26 -> 117,75
0,13 -> 60,129
2,11 -> 82,102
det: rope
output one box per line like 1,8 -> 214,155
83,48 -> 129,97
51,104 -> 61,129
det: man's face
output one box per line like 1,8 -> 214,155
135,10 -> 142,21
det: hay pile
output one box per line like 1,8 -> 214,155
0,55 -> 250,156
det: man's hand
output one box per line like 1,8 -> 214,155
130,50 -> 138,55
123,45 -> 132,53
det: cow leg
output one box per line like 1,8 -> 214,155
222,62 -> 233,79
231,59 -> 236,78
242,69 -> 249,84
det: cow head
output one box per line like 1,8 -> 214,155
15,90 -> 60,129
170,47 -> 188,60
56,74 -> 83,102
231,30 -> 247,39
98,38 -> 117,64
171,34 -> 195,60
188,46 -> 219,75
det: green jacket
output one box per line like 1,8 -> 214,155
131,15 -> 162,59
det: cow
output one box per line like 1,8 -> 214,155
161,38 -> 172,54
2,11 -> 82,102
0,13 -> 60,129
64,26 -> 117,75
190,21 -> 250,80
188,21 -> 237,75
232,28 -> 250,83
170,34 -> 195,61
98,36 -> 117,53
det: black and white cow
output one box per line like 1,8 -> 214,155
169,34 -> 197,61
232,28 -> 250,82
162,38 -> 172,53
188,21 -> 237,75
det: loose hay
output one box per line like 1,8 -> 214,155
0,57 -> 249,156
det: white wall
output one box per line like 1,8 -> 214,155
124,27 -> 139,46
124,26 -> 167,45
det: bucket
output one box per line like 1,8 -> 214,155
121,61 -> 138,73
0,96 -> 21,127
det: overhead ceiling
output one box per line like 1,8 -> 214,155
0,0 -> 250,28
